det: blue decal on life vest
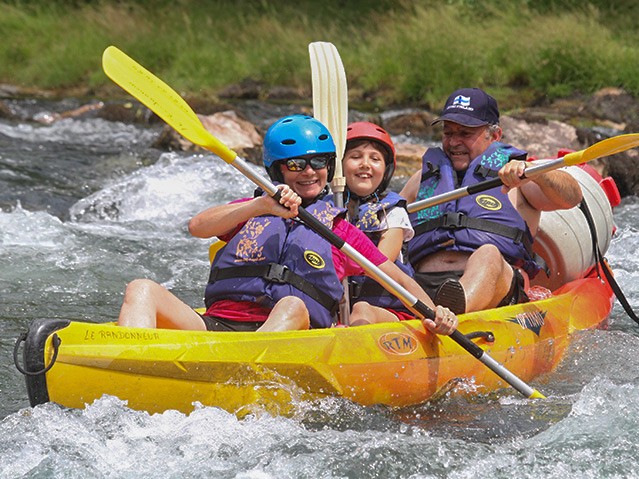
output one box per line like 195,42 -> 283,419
378,332 -> 419,355
506,310 -> 546,336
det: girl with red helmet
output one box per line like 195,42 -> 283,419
326,122 -> 416,326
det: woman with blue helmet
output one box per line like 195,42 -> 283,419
117,115 -> 457,334
262,114 -> 336,188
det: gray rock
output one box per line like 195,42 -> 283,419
151,110 -> 263,164
500,115 -> 584,160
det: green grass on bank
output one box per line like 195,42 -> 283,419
1,0 -> 638,108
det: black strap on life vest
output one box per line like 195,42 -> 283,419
349,278 -> 394,299
208,263 -> 339,313
420,162 -> 441,183
348,279 -> 411,313
533,252 -> 551,278
413,211 -> 534,254
474,163 -> 500,179
579,199 -> 639,325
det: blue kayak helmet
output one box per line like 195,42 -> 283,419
263,115 -> 336,183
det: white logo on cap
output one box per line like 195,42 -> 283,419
453,95 -> 471,107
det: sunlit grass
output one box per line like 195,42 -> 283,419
1,0 -> 638,105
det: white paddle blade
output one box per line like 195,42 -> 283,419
309,42 -> 348,163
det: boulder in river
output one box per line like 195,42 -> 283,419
152,110 -> 263,164
500,114 -> 584,159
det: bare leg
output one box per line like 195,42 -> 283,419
459,244 -> 513,312
118,279 -> 206,330
349,302 -> 400,327
257,296 -> 310,332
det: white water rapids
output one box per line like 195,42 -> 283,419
1,99 -> 639,478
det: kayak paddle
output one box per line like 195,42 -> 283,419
309,41 -> 348,202
407,134 -> 639,213
309,41 -> 350,323
101,45 -> 545,400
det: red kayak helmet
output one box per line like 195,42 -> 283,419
346,122 -> 396,194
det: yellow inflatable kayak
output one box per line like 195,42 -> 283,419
14,163 -> 619,415
15,274 -> 613,416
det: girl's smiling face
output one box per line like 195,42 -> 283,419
343,141 -> 387,197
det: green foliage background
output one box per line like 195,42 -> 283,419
1,0 -> 637,108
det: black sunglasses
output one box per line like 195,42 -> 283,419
281,153 -> 334,172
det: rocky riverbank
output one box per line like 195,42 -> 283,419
2,84 -> 639,196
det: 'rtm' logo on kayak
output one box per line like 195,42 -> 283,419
379,332 -> 418,355
506,310 -> 546,336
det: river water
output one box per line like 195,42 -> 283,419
2,99 -> 639,478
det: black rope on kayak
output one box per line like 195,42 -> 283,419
579,199 -> 639,325
464,331 -> 495,342
13,332 -> 61,376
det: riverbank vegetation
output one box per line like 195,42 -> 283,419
1,0 -> 638,108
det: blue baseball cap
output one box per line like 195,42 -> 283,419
431,88 -> 500,127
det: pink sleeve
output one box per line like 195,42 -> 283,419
331,217 -> 388,280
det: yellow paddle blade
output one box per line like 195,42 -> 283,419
563,133 -> 639,166
529,389 -> 546,399
101,46 -> 237,164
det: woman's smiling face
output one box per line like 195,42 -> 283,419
279,161 -> 328,201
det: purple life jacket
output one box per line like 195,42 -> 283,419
326,191 -> 414,312
407,142 -> 540,278
205,200 -> 345,329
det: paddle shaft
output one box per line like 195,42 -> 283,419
102,45 -> 544,400
409,158 -> 574,213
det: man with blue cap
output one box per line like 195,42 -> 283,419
400,88 -> 583,314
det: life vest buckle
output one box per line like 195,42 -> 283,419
441,212 -> 465,229
349,279 -> 364,298
264,263 -> 289,284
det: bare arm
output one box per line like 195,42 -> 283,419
188,186 -> 301,238
500,161 -> 583,211
376,227 -> 404,262
399,169 -> 422,204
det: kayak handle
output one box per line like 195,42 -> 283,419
13,332 -> 61,376
465,331 -> 495,342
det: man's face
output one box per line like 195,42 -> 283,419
442,121 -> 501,170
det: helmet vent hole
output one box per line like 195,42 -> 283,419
282,139 -> 296,145
319,134 -> 329,140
